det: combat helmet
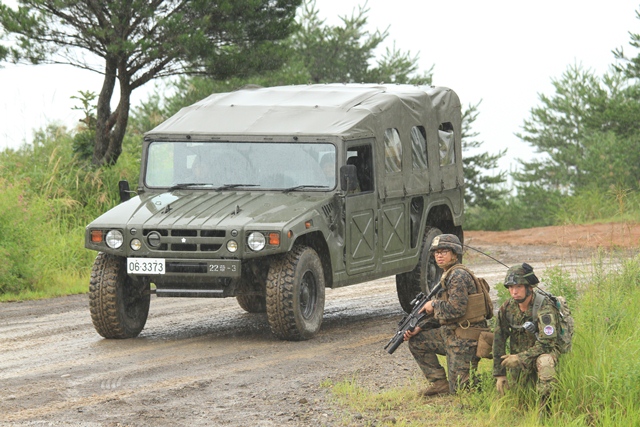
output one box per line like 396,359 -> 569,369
504,263 -> 540,288
429,234 -> 463,255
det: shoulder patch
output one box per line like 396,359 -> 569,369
541,313 -> 552,325
543,325 -> 555,336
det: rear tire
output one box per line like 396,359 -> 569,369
236,294 -> 267,313
266,245 -> 325,341
89,253 -> 150,339
395,227 -> 442,313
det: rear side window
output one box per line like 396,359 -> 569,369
384,128 -> 402,173
438,122 -> 456,166
411,126 -> 428,170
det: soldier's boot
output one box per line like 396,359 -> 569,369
419,379 -> 450,397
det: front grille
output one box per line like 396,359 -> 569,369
143,228 -> 226,253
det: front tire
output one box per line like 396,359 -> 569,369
395,227 -> 442,313
89,252 -> 150,339
266,245 -> 326,341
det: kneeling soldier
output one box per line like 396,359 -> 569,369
493,264 -> 561,411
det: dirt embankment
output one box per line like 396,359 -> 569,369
466,222 -> 640,249
0,223 -> 638,427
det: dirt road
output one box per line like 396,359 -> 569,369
1,223 -> 638,427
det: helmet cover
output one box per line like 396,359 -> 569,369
504,263 -> 539,287
429,234 -> 463,255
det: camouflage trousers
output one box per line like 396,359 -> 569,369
508,353 -> 558,397
407,325 -> 479,394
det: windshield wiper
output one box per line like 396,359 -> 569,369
283,185 -> 329,193
213,184 -> 260,191
169,183 -> 211,191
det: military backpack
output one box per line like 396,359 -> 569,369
532,290 -> 574,354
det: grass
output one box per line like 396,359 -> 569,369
321,253 -> 640,427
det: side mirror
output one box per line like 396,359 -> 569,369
118,180 -> 131,203
340,165 -> 359,192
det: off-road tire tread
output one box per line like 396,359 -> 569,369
265,245 -> 325,341
89,252 -> 149,339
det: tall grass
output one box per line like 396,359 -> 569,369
0,125 -> 140,300
466,186 -> 640,231
323,255 -> 640,426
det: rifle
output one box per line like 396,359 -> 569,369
384,283 -> 442,354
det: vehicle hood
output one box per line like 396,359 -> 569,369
88,191 -> 332,230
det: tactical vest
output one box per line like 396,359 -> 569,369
438,264 -> 493,326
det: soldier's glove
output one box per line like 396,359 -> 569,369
500,354 -> 522,369
495,376 -> 508,395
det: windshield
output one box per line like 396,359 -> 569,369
145,141 -> 336,191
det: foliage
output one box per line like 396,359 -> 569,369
0,0 -> 301,166
516,65 -> 640,194
461,101 -> 508,208
0,124 -> 140,298
291,0 -> 432,85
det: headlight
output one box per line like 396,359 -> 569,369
105,230 -> 124,249
227,240 -> 238,252
247,232 -> 266,251
130,238 -> 142,251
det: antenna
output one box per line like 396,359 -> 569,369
464,244 -> 509,268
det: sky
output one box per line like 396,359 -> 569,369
1,0 -> 639,174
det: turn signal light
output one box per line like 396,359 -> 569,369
268,233 -> 280,246
91,230 -> 103,243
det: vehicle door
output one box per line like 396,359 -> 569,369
345,143 -> 378,275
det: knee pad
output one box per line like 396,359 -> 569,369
536,354 -> 556,382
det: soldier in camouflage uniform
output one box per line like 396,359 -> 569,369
403,234 -> 488,396
493,264 -> 561,409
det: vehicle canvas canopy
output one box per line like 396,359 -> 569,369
144,83 -> 462,200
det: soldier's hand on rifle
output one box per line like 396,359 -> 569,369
419,301 -> 435,315
403,326 -> 421,341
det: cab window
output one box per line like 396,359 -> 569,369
346,144 -> 373,193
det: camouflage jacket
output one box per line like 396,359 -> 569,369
493,290 -> 561,376
420,262 -> 487,330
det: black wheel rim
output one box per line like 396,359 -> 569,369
299,270 -> 318,319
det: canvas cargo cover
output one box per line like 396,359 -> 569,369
146,83 -> 461,140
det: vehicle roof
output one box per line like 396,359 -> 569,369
146,83 -> 460,139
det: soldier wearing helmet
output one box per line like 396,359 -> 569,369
403,234 -> 488,397
493,264 -> 561,413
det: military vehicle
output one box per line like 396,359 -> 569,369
85,83 -> 464,341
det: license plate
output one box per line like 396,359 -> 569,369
127,258 -> 165,275
208,260 -> 241,277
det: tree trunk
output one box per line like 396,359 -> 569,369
92,58 -> 131,167
93,57 -> 117,166
102,71 -> 131,166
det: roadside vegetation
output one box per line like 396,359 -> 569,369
322,255 -> 640,426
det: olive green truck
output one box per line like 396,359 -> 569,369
85,83 -> 464,341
